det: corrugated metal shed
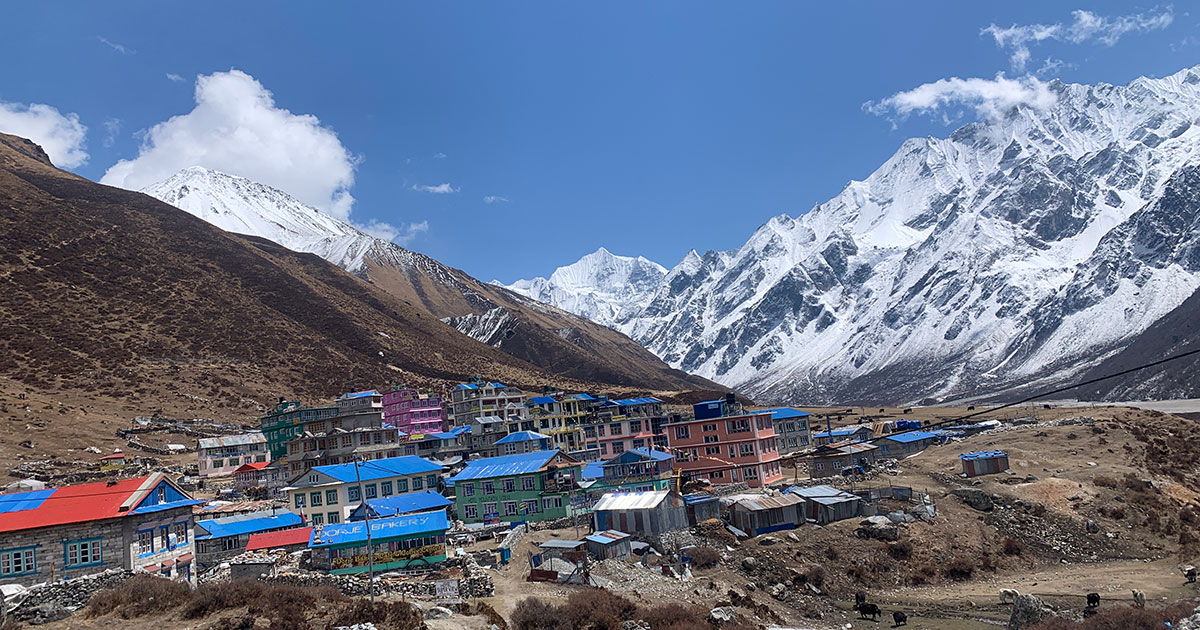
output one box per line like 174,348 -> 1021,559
735,493 -> 804,511
592,490 -> 669,511
198,432 -> 266,449
585,530 -> 630,544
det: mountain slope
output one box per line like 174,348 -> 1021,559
511,65 -> 1200,404
142,168 -> 718,392
0,132 -> 614,460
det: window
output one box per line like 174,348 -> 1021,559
703,435 -> 719,443
728,445 -> 737,459
726,418 -> 750,434
523,499 -> 540,513
348,486 -> 361,502
739,443 -> 756,457
464,504 -> 478,519
365,484 -> 377,499
396,478 -> 409,493
294,494 -> 306,508
157,486 -> 167,503
521,476 -> 534,491
609,423 -> 622,436
173,522 -> 188,544
482,481 -> 494,495
380,481 -> 393,497
541,496 -> 562,510
705,446 -> 720,455
503,501 -> 518,516
65,539 -> 101,568
342,435 -> 352,448
1,548 -> 36,576
612,442 -> 625,454
744,466 -> 759,480
815,462 -> 824,471
412,476 -> 424,491
308,474 -> 319,483
310,491 -> 323,507
160,526 -> 170,550
462,482 -> 475,497
326,489 -> 339,505
702,423 -> 717,432
503,479 -> 515,493
138,530 -> 154,555
629,420 -> 642,433
311,513 -> 324,525
673,426 -> 690,440
327,512 -> 340,524
504,443 -> 517,455
482,502 -> 498,517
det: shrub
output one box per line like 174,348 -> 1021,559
637,603 -> 709,630
887,540 -> 913,560
1092,475 -> 1119,489
1099,505 -> 1126,520
560,589 -> 637,630
510,598 -> 563,630
689,546 -> 722,569
1001,536 -> 1026,556
86,574 -> 192,618
943,555 -> 975,581
804,565 -> 826,587
326,599 -> 424,630
1028,600 -> 1197,630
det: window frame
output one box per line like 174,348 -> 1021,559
64,538 -> 103,569
0,547 -> 37,576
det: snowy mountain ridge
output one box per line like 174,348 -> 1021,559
509,65 -> 1200,404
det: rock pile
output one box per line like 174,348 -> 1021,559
460,556 -> 494,598
11,569 -> 135,623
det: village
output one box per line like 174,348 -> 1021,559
2,379 -> 1198,630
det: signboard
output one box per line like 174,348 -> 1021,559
435,579 -> 459,599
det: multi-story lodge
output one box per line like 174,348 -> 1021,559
382,387 -> 445,436
260,399 -> 339,462
665,396 -> 783,488
523,392 -> 593,455
0,473 -> 201,586
282,390 -> 401,476
763,407 -> 812,454
196,433 -> 269,478
284,455 -> 444,525
582,396 -> 668,459
448,380 -> 526,427
585,447 -> 675,494
448,450 -> 582,525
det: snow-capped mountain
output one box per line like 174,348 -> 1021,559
142,167 -> 720,392
517,65 -> 1200,404
502,248 -> 668,327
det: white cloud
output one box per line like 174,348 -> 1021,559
360,219 -> 428,245
411,183 -> 458,194
432,152 -> 447,159
483,195 -> 509,204
0,101 -> 89,168
102,118 -> 121,148
166,73 -> 184,83
865,74 -> 1056,122
97,36 -> 134,55
982,7 -> 1173,71
101,69 -> 359,220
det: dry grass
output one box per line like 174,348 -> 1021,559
85,574 -> 192,618
510,590 -> 756,630
1028,600 -> 1197,629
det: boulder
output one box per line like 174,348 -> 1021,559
1086,519 -> 1099,534
769,583 -> 787,600
857,515 -> 900,541
26,602 -> 70,626
953,488 -> 994,511
424,606 -> 453,620
785,532 -> 800,543
741,557 -> 758,571
758,536 -> 780,546
709,606 -> 738,624
1007,594 -> 1053,630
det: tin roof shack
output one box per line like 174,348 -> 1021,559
0,473 -> 202,586
875,430 -> 939,458
592,490 -> 688,537
961,450 -> 1010,477
785,485 -> 863,525
245,526 -> 313,553
684,493 -> 721,526
347,490 -> 453,521
194,510 -> 304,570
812,424 -> 874,446
537,539 -> 586,562
727,493 -> 805,536
808,442 -> 879,478
99,450 -> 127,471
586,530 -> 632,560
309,510 -> 449,574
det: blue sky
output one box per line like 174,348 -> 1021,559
0,3 -> 1193,282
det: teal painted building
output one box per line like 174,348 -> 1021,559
309,510 -> 448,574
449,450 -> 582,524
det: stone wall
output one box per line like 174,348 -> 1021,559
0,519 -> 125,587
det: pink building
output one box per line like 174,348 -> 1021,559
383,388 -> 445,436
665,400 -> 782,488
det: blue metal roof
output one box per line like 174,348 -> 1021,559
813,428 -> 856,438
585,530 -> 629,544
683,493 -> 718,505
763,407 -> 811,420
960,450 -> 1008,461
311,510 -> 448,547
449,450 -> 562,483
313,456 -> 444,483
527,396 -> 556,405
455,384 -> 478,390
0,489 -> 54,514
349,491 -> 452,520
429,426 -> 469,440
195,511 -> 303,540
612,397 -> 663,406
581,462 -> 605,480
495,431 -> 550,445
130,498 -> 205,515
627,447 -> 673,462
489,382 -> 506,388
882,430 -> 938,444
339,390 -> 380,399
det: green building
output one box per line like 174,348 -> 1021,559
259,399 -> 338,461
309,511 -> 448,574
448,450 -> 582,524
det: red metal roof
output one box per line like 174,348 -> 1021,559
0,476 -> 154,534
234,462 -> 270,472
245,526 -> 313,551
99,452 -> 126,460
